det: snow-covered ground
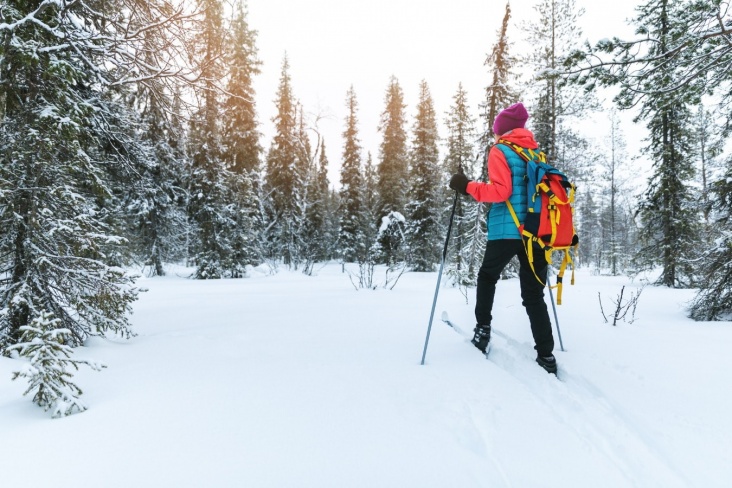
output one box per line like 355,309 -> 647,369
1,264 -> 731,487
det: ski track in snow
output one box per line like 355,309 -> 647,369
453,319 -> 692,488
463,403 -> 515,488
498,330 -> 692,486
3,268 -> 729,488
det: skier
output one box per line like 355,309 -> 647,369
449,103 -> 557,374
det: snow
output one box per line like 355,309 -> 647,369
1,264 -> 731,487
379,211 -> 406,233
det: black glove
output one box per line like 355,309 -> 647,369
449,173 -> 470,196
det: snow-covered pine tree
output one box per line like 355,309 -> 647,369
127,95 -> 189,276
375,77 -> 410,265
689,148 -> 732,320
92,93 -> 158,269
405,81 -> 441,272
187,110 -> 239,278
562,0 -> 731,293
481,2 -> 518,151
10,312 -> 105,418
360,150 -> 390,285
622,0 -> 701,287
221,1 -> 263,273
363,150 -> 406,286
694,106 -> 725,225
562,0 -> 732,287
0,0 -> 177,352
338,86 -> 367,263
265,56 -> 300,266
222,1 -> 262,177
564,1 -> 732,122
188,0 -> 229,279
443,84 -> 479,288
301,139 -> 334,275
223,170 -> 258,277
287,104 -> 319,271
687,105 -> 727,319
117,0 -> 191,277
377,76 -> 409,217
168,86 -> 198,264
186,0 -> 245,278
321,151 -> 340,262
361,151 -> 381,263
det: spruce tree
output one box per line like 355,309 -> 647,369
266,56 -> 298,218
689,150 -> 732,320
222,1 -> 263,176
443,84 -> 479,288
377,76 -> 409,218
187,0 -> 243,279
695,106 -> 724,224
338,86 -> 366,263
0,0 -> 158,351
444,84 -> 477,183
127,88 -> 187,275
265,56 -> 299,265
626,0 -> 700,287
220,2 -> 262,272
405,81 -> 441,272
10,313 -> 105,418
115,0 -> 190,276
375,77 -> 409,265
364,150 -> 398,272
563,0 -> 731,302
362,151 -> 387,280
128,103 -> 189,277
482,2 -> 519,149
288,104 -> 317,270
363,152 -> 380,238
302,140 -> 334,275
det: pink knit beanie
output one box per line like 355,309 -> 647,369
493,103 -> 529,135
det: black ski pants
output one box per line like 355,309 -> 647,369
475,239 -> 554,357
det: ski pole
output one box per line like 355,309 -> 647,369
421,190 -> 459,365
546,267 -> 565,352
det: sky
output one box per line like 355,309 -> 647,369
247,0 -> 643,185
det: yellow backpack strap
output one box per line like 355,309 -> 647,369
527,239 -> 548,287
506,200 -> 546,287
505,200 -> 521,229
553,248 -> 576,305
555,251 -> 568,305
498,139 -> 531,163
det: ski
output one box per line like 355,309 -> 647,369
440,311 -> 491,357
441,311 -> 560,377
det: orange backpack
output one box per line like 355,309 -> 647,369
499,139 -> 579,304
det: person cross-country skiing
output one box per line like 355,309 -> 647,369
449,102 -> 557,374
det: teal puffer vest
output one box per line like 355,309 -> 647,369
487,144 -> 528,240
